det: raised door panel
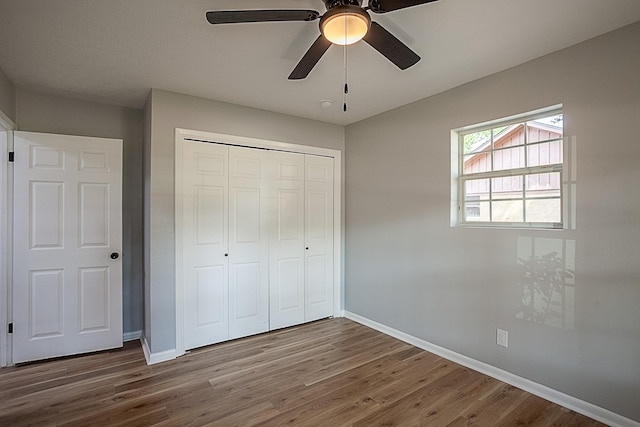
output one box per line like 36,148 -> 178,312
79,183 -> 109,247
276,259 -> 303,310
194,266 -> 227,329
78,267 -> 110,332
30,181 -> 64,249
29,269 -> 64,338
79,150 -> 110,172
304,155 -> 334,322
195,186 -> 225,246
233,189 -> 260,243
30,145 -> 64,170
228,147 -> 269,339
230,262 -> 261,319
182,141 -> 229,349
269,151 -> 305,330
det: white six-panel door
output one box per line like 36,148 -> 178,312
13,131 -> 123,363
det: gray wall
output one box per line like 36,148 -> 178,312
144,89 -> 345,353
16,89 -> 145,335
0,67 -> 15,123
345,22 -> 640,422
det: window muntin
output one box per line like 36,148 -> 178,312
459,109 -> 563,228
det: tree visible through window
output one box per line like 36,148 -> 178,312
457,108 -> 564,228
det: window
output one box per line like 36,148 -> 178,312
456,106 -> 564,228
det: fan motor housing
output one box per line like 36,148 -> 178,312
324,0 -> 362,10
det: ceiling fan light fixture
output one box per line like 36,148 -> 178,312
320,6 -> 371,45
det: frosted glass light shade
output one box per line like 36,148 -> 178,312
321,9 -> 370,45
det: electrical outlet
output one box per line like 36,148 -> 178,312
497,328 -> 509,348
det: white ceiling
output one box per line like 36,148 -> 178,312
1,0 -> 639,125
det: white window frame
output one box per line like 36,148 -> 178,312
453,105 -> 564,229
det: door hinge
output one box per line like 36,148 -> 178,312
8,323 -> 13,333
8,152 -> 14,162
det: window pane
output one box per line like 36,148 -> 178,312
463,153 -> 491,174
492,200 -> 524,222
492,176 -> 523,199
528,114 -> 563,143
493,124 -> 523,148
527,140 -> 563,167
465,201 -> 490,222
492,126 -> 509,138
526,199 -> 561,223
463,131 -> 491,155
525,172 -> 561,198
465,179 -> 489,199
493,146 -> 524,171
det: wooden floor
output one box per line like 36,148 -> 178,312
0,318 -> 603,426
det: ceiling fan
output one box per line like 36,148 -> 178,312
206,0 -> 439,80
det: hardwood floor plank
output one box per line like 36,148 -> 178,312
447,382 -> 531,425
265,347 -> 429,414
298,336 -> 412,386
0,367 -> 68,391
0,318 -> 606,426
372,371 -> 502,426
2,359 -> 146,402
349,365 -> 484,426
550,407 -> 605,426
258,394 -> 381,427
495,393 -> 564,426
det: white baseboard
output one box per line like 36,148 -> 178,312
123,330 -> 142,342
141,335 -> 177,365
344,311 -> 639,427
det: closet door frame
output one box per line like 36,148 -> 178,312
175,128 -> 342,357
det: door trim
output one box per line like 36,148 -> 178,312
174,128 -> 343,357
0,112 -> 14,367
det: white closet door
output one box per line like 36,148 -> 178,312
269,151 -> 305,330
305,155 -> 334,322
182,141 -> 229,349
13,131 -> 122,363
228,147 -> 269,338
179,139 -> 336,349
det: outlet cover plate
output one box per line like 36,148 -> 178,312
497,328 -> 509,348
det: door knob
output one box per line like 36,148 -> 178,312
110,252 -> 120,260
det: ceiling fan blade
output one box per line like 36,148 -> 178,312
363,22 -> 420,70
288,35 -> 332,80
368,0 -> 439,13
206,10 -> 320,25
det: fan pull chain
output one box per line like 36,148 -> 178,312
343,19 -> 349,112
343,46 -> 348,112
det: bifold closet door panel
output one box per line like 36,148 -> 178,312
182,141 -> 230,350
305,155 -> 334,322
228,146 -> 270,338
269,151 -> 306,330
